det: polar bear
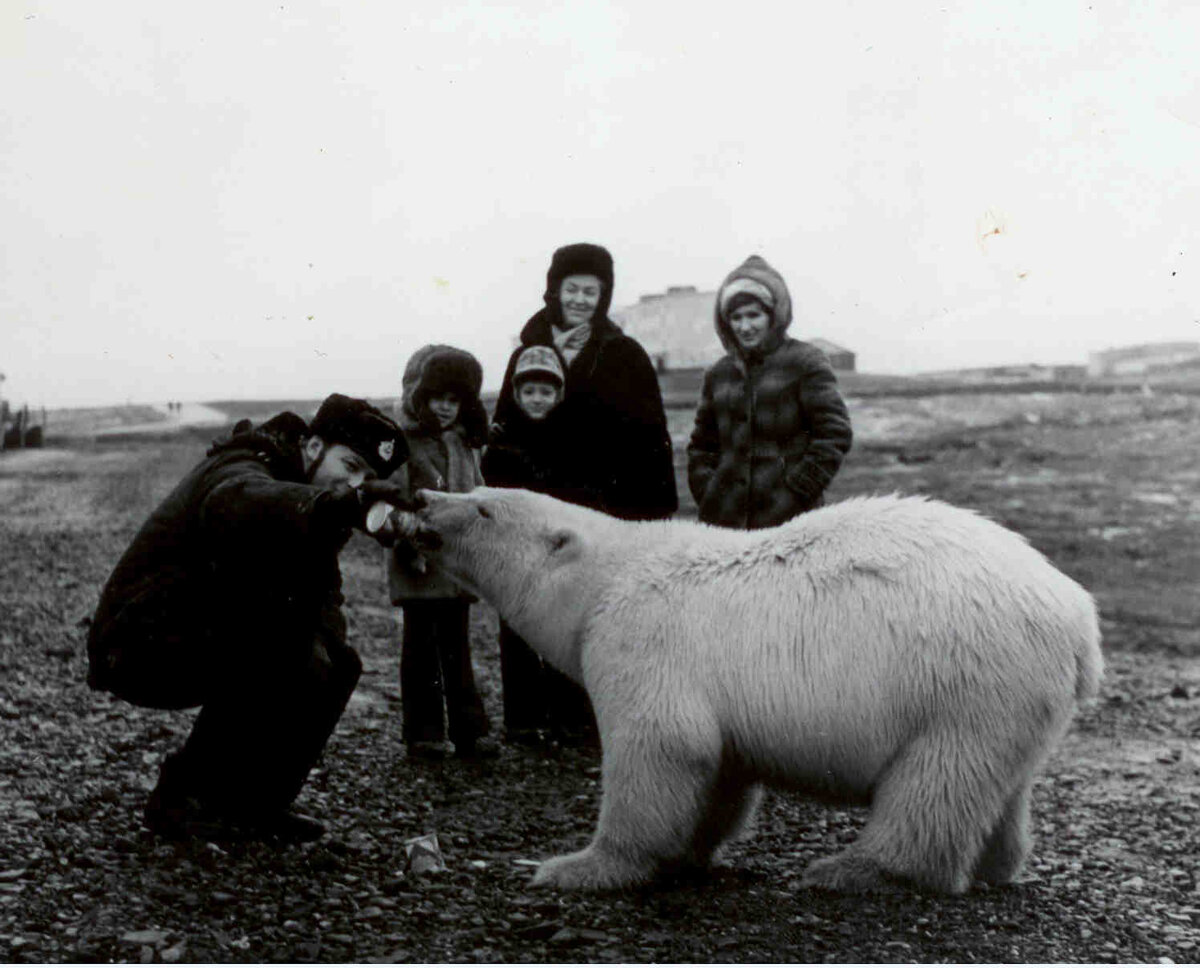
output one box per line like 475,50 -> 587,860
410,487 -> 1102,894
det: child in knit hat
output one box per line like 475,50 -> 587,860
482,346 -> 569,488
511,345 -> 564,420
481,345 -> 599,747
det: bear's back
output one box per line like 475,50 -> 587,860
587,493 -> 1096,708
644,494 -> 1079,601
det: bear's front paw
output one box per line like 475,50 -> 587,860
800,852 -> 903,895
531,848 -> 651,891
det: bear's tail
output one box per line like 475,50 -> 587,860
1074,601 -> 1104,702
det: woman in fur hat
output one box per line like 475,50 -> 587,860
687,255 -> 853,530
385,344 -> 496,759
491,242 -> 678,523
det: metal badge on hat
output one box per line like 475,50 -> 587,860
379,439 -> 395,462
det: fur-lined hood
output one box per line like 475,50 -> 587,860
714,255 -> 794,360
397,344 -> 488,447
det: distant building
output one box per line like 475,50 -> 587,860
808,338 -> 856,372
612,286 -> 856,372
1087,341 -> 1200,378
1050,364 -> 1088,381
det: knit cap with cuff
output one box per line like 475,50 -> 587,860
512,345 -> 566,390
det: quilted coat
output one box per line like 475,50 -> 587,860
687,255 -> 852,529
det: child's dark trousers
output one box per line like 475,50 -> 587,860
400,600 -> 489,746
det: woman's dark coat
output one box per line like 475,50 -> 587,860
491,246 -> 677,521
687,255 -> 853,530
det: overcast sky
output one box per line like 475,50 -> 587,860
2,1 -> 1198,407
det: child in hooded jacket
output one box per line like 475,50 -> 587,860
481,346 -> 599,747
687,255 -> 853,530
386,344 -> 496,759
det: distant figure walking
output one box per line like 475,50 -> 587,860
688,255 -> 852,529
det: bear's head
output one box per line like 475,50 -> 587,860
415,487 -> 609,675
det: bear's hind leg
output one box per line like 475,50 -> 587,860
683,764 -> 762,870
803,727 -> 1005,895
974,781 -> 1032,886
533,711 -> 724,891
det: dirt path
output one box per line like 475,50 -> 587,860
93,402 -> 229,436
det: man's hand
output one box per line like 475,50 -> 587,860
364,505 -> 428,546
316,480 -> 424,537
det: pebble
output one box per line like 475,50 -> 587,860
518,920 -> 562,941
161,942 -> 186,963
120,929 -> 168,945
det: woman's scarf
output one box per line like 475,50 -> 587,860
552,321 -> 592,367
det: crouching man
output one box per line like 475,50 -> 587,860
87,393 -> 413,843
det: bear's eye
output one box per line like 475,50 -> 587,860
477,505 -> 491,519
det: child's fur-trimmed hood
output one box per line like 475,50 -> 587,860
397,344 -> 488,447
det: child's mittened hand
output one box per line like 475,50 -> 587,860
392,536 -> 435,573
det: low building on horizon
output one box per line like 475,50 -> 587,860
1086,341 -> 1200,378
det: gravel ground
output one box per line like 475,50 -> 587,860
1,393 -> 1198,963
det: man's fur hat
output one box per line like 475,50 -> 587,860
310,393 -> 407,478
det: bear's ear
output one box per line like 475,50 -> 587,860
546,528 -> 580,560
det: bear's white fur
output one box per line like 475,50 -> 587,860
415,487 -> 1103,894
